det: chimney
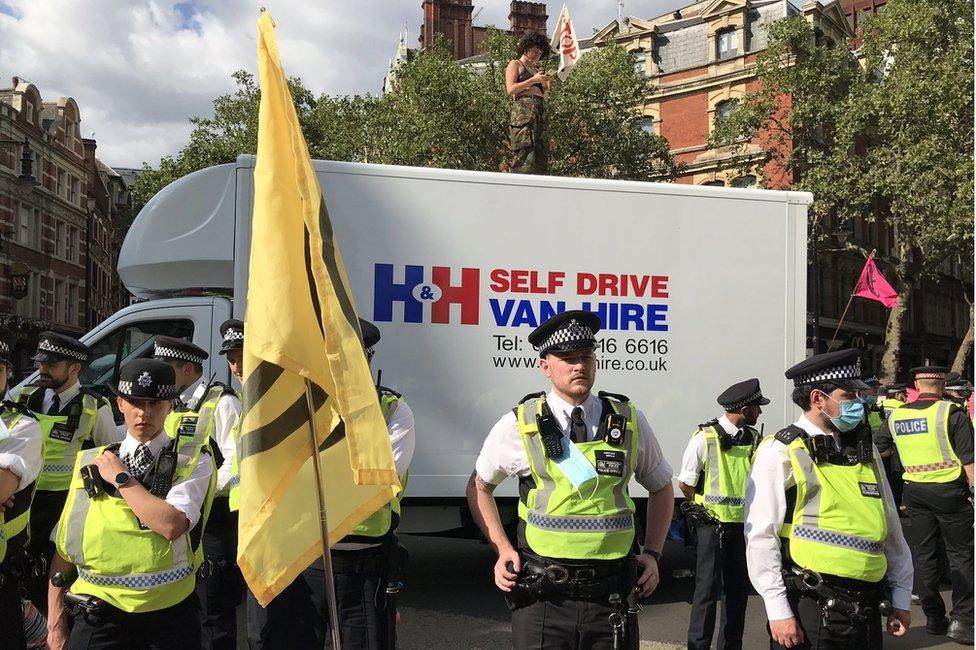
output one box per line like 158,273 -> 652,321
11,76 -> 19,87
509,1 -> 548,39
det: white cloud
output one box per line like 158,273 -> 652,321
0,0 -> 684,168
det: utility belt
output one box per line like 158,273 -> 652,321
508,551 -> 634,606
783,566 -> 892,623
0,548 -> 46,587
331,546 -> 389,574
680,501 -> 720,529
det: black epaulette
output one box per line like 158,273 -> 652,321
210,381 -> 237,398
519,392 -> 547,404
775,426 -> 808,445
697,418 -> 720,431
597,391 -> 630,403
79,385 -> 111,405
1,400 -> 36,419
377,385 -> 402,399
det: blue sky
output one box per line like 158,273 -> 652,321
0,0 -> 685,167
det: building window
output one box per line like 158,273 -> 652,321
67,225 -> 78,263
57,169 -> 66,198
732,174 -> 757,188
16,203 -> 38,249
69,176 -> 79,204
55,220 -> 65,258
639,118 -> 656,136
716,28 -> 738,61
633,49 -> 647,76
715,99 -> 738,125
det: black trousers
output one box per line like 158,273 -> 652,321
246,549 -> 390,650
26,488 -> 67,611
903,480 -> 974,625
770,589 -> 883,650
511,593 -> 638,650
65,592 -> 201,650
0,565 -> 27,650
198,498 -> 244,650
687,523 -> 749,650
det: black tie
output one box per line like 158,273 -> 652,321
49,393 -> 61,415
570,407 -> 587,443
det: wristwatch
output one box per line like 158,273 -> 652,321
113,471 -> 132,489
642,548 -> 661,563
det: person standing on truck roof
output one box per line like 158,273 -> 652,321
46,358 -> 215,650
744,349 -> 912,649
506,31 -> 552,175
0,326 -> 44,649
14,332 -> 121,612
467,310 -> 674,650
247,318 -> 415,650
678,378 -> 768,650
874,365 -> 974,645
151,335 -> 243,650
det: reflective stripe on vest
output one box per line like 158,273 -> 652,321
692,425 -> 755,523
55,432 -> 214,613
227,416 -> 242,513
516,396 -> 637,561
888,401 -> 961,483
345,393 -> 405,539
783,437 -> 888,582
0,409 -> 33,564
18,387 -> 102,492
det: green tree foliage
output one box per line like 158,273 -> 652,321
133,29 -> 677,212
711,1 -> 974,378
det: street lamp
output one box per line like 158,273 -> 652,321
0,137 -> 37,192
811,219 -> 854,355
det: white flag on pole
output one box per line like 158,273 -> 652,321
550,3 -> 581,80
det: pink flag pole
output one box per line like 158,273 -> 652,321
828,249 -> 877,349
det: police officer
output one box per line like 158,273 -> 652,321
192,323 -> 247,649
46,358 -> 216,650
880,382 -> 909,418
678,378 -> 768,650
944,373 -> 973,409
0,327 -> 43,649
875,365 -> 974,644
745,349 -> 912,649
467,311 -> 674,650
247,318 -> 415,649
863,376 -> 884,432
16,332 -> 120,609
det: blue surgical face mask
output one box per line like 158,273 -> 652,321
552,438 -> 598,490
820,393 -> 865,432
863,394 -> 878,406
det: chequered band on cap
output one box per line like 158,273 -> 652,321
222,329 -> 244,342
0,340 -> 8,355
915,371 -> 946,380
117,379 -> 177,399
154,345 -> 205,365
534,320 -> 596,353
793,360 -> 861,386
38,338 -> 87,362
724,390 -> 763,411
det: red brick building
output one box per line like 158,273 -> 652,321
0,77 -> 132,374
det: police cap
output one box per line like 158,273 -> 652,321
908,365 -> 949,381
114,358 -> 178,401
717,378 -> 770,411
945,373 -> 972,392
528,310 -> 601,358
785,349 -> 869,390
218,319 -> 244,356
153,336 -> 208,365
359,318 -> 381,354
32,332 -> 91,364
0,326 -> 14,364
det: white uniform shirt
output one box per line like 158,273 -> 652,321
475,390 -> 673,492
0,409 -> 43,490
332,398 -> 416,552
676,414 -> 742,487
744,414 -> 914,621
184,378 -> 242,497
39,381 -> 121,446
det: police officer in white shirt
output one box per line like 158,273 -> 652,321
744,349 -> 912,649
0,326 -> 43,649
468,311 -> 674,649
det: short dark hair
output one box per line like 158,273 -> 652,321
516,32 -> 551,57
791,382 -> 838,410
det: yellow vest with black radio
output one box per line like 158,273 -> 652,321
516,393 -> 638,561
887,401 -> 962,484
692,422 -> 757,524
0,406 -> 37,565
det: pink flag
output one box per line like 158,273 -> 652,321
854,254 -> 898,308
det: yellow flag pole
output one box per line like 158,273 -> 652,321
304,379 -> 342,650
828,249 -> 876,349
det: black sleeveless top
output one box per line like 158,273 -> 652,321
515,62 -> 544,96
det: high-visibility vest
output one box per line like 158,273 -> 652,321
0,407 -> 37,564
55,422 -> 216,613
777,428 -> 888,582
340,390 -> 407,541
692,422 -> 757,524
887,401 -> 962,484
867,406 -> 883,432
516,394 -> 638,561
227,415 -> 242,513
880,398 -> 904,419
17,386 -> 105,491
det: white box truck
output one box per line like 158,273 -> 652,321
21,155 -> 811,533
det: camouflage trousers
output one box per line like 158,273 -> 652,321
508,96 -> 548,174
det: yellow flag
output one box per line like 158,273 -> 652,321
237,11 -> 400,606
